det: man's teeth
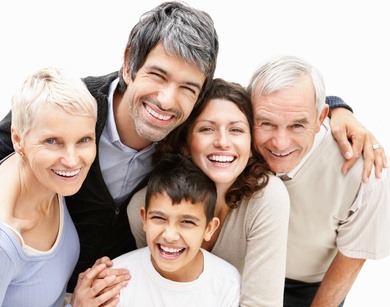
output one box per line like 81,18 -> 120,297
146,105 -> 172,121
271,151 -> 290,157
209,155 -> 234,162
53,169 -> 81,177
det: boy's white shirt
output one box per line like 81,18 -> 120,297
113,247 -> 240,307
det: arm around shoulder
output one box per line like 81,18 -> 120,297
127,187 -> 148,248
0,111 -> 14,160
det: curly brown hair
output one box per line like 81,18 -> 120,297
154,78 -> 270,209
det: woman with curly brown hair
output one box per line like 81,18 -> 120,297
128,78 -> 290,306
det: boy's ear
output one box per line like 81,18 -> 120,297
140,207 -> 147,232
203,217 -> 220,241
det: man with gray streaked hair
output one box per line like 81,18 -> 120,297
0,1 -> 219,295
248,55 -> 390,306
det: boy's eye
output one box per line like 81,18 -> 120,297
150,216 -> 165,221
182,220 -> 196,226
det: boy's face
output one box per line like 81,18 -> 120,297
141,192 -> 219,281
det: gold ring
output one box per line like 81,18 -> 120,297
373,144 -> 381,150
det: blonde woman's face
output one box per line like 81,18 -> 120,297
20,107 -> 96,196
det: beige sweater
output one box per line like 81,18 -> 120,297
128,174 -> 290,307
284,122 -> 390,283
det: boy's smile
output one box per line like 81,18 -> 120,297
141,192 -> 218,282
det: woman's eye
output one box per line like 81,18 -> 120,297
45,138 -> 57,145
231,128 -> 244,133
199,127 -> 213,132
79,137 -> 92,143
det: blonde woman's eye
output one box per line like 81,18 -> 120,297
79,137 -> 92,143
45,138 -> 57,144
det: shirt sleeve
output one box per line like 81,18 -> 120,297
326,96 -> 353,112
337,169 -> 390,259
240,176 -> 290,307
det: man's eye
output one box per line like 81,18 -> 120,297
292,124 -> 304,129
182,86 -> 196,95
150,72 -> 164,79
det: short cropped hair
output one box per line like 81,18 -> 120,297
118,1 -> 219,105
247,55 -> 326,114
145,154 -> 217,223
11,67 -> 97,137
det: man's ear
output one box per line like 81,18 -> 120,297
203,217 -> 220,242
122,49 -> 132,85
316,105 -> 329,133
319,105 -> 329,124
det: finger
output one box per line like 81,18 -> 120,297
91,274 -> 117,294
373,146 -> 385,179
77,268 -> 91,281
96,267 -> 113,279
93,256 -> 112,267
82,263 -> 108,287
102,268 -> 130,278
332,129 -> 354,162
96,272 -> 131,293
360,138 -> 376,183
95,279 -> 128,306
341,140 -> 362,176
101,296 -> 120,307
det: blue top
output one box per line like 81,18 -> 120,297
0,197 -> 79,307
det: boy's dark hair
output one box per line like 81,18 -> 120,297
145,154 -> 217,222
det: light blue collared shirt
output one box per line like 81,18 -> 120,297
99,78 -> 156,204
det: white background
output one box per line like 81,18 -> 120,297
1,1 -> 389,305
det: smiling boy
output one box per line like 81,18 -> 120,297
112,154 -> 240,307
